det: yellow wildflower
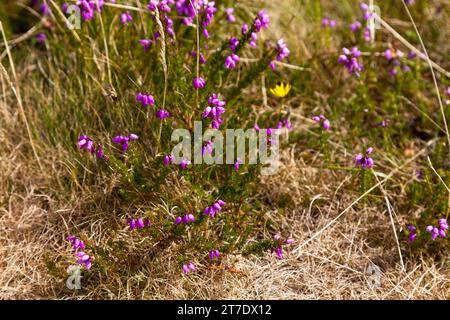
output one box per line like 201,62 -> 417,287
270,83 -> 291,98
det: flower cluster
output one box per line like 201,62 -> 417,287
193,76 -> 206,89
229,37 -> 239,52
201,140 -> 213,155
383,49 -> 411,76
175,0 -> 217,38
202,93 -> 226,129
275,118 -> 292,131
136,92 -> 155,107
66,236 -> 94,270
355,147 -> 374,169
209,249 -> 220,260
175,213 -> 196,225
234,158 -> 242,172
139,39 -> 153,52
120,11 -> 133,25
225,54 -> 240,69
322,18 -> 337,28
164,154 -> 175,166
253,9 -> 270,32
407,225 -> 417,242
226,8 -> 236,23
156,109 -> 170,120
350,20 -> 362,33
272,235 -> 294,259
112,134 -> 139,152
182,262 -> 196,274
78,135 -> 108,161
204,200 -> 225,217
270,39 -> 290,70
190,51 -> 206,64
426,218 -> 448,240
127,217 -> 152,230
75,0 -> 105,22
338,47 -> 363,77
312,114 -> 331,131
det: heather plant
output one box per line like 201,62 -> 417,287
1,0 -> 449,299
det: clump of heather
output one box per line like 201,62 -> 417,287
204,200 -> 225,218
182,262 -> 196,274
127,217 -> 152,230
312,115 -> 331,131
355,147 -> 374,169
272,235 -> 294,259
175,213 -> 196,225
338,47 -> 363,77
66,236 -> 95,270
78,135 -> 108,161
112,134 -> 139,152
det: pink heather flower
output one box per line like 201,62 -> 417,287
193,76 -> 205,89
276,118 -> 292,131
426,218 -> 448,240
384,49 -> 393,61
209,249 -> 220,260
355,147 -> 374,169
62,3 -> 69,14
182,262 -> 196,274
407,225 -> 417,242
226,8 -> 236,22
112,134 -> 139,152
202,140 -> 213,156
249,32 -> 257,48
39,2 -> 51,16
408,51 -> 417,60
275,39 -> 290,62
439,218 -> 448,230
203,93 -> 226,129
127,217 -> 151,230
272,234 -> 294,259
176,213 -> 195,225
36,32 -> 46,43
120,11 -> 133,25
338,47 -> 363,77
78,135 -> 94,152
254,123 -> 260,132
426,226 -> 440,240
312,114 -> 330,130
390,68 -> 398,77
322,18 -> 336,28
66,235 -> 86,251
190,51 -> 206,64
350,20 -> 362,32
204,199 -> 225,218
254,9 -> 270,32
229,37 -> 239,52
180,158 -> 190,169
139,39 -> 153,52
67,235 -> 94,269
241,23 -> 249,35
234,158 -> 242,172
75,251 -> 95,269
225,54 -> 240,69
148,0 -> 171,13
164,154 -> 175,166
78,135 -> 108,161
156,109 -> 170,120
136,92 -> 155,107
